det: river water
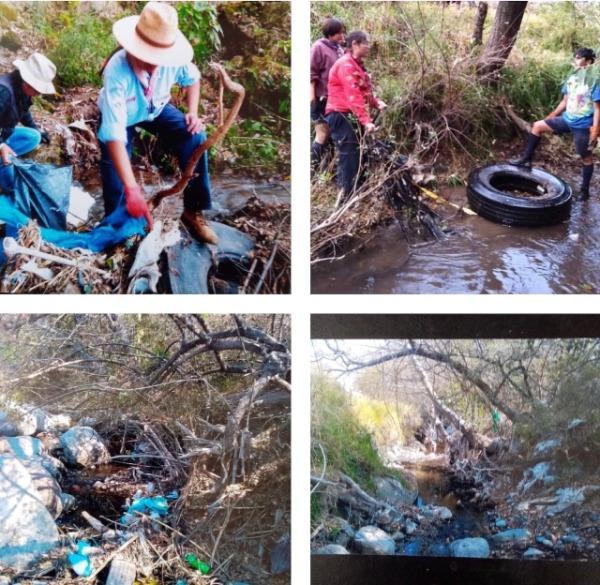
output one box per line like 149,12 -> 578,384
312,184 -> 600,294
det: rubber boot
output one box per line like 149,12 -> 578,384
580,163 -> 594,200
509,133 -> 540,168
181,209 -> 219,245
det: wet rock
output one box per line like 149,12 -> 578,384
403,541 -> 422,555
560,534 -> 581,544
60,426 -> 110,467
421,505 -> 452,521
374,473 -> 419,507
20,459 -> 63,519
34,410 -> 72,433
353,526 -> 395,555
536,536 -> 554,549
533,438 -> 561,458
326,517 -> 354,547
0,454 -> 60,571
0,411 -> 37,436
0,436 -> 44,459
523,547 -> 545,559
270,535 -> 290,575
429,543 -> 450,557
450,537 -> 490,558
315,544 -> 350,555
491,528 -> 532,545
405,519 -> 417,535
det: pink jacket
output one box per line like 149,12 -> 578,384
325,53 -> 379,126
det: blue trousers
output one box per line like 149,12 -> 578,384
0,126 -> 41,193
100,103 -> 212,216
325,111 -> 361,196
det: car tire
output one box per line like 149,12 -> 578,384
467,163 -> 572,227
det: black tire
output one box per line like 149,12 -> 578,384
467,164 -> 572,227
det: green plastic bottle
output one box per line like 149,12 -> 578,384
185,554 -> 211,575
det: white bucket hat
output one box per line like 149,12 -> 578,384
113,1 -> 193,67
13,53 -> 57,94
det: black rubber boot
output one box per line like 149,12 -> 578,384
580,163 -> 594,200
509,133 -> 541,168
311,141 -> 325,172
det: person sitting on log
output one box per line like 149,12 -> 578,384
0,53 -> 55,193
310,17 -> 346,170
511,47 -> 600,200
98,1 -> 217,243
325,30 -> 386,201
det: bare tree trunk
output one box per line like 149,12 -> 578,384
410,342 -> 484,451
472,1 -> 488,46
476,1 -> 527,83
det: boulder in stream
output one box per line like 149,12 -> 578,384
60,426 -> 110,467
491,528 -> 532,545
326,517 -> 355,547
315,544 -> 350,555
0,411 -> 37,436
20,458 -> 63,519
449,537 -> 490,558
353,526 -> 396,555
420,505 -> 453,521
523,547 -> 545,559
0,454 -> 60,571
374,473 -> 419,507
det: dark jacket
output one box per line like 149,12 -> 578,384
0,71 -> 38,144
310,38 -> 344,99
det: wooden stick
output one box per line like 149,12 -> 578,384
419,186 -> 477,216
150,64 -> 245,210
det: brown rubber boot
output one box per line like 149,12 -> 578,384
181,209 -> 219,245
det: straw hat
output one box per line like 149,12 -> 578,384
13,53 -> 56,94
113,1 -> 193,67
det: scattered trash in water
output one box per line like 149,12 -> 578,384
568,233 -> 579,241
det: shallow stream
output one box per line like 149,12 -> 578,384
312,181 -> 600,294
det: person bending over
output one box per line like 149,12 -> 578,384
325,30 -> 386,200
310,17 -> 345,170
0,53 -> 55,193
511,47 -> 600,200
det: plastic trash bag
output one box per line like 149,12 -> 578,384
11,159 -> 72,231
0,195 -> 147,253
121,495 -> 170,526
67,540 -> 97,577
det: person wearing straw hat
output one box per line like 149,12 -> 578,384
0,53 -> 56,181
98,1 -> 217,243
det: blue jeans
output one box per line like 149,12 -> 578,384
0,126 -> 42,193
325,112 -> 361,196
100,103 -> 212,216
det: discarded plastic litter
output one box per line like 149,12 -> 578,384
121,495 -> 170,525
67,540 -> 96,577
185,553 -> 211,574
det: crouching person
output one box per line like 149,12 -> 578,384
0,53 -> 55,192
511,47 -> 600,200
98,1 -> 217,243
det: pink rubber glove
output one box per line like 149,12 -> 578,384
124,184 -> 153,230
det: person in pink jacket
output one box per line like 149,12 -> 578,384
325,31 -> 386,199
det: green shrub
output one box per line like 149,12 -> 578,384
312,372 -> 406,492
177,1 -> 222,66
31,3 -> 118,88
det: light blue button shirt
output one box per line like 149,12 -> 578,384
98,49 -> 200,143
